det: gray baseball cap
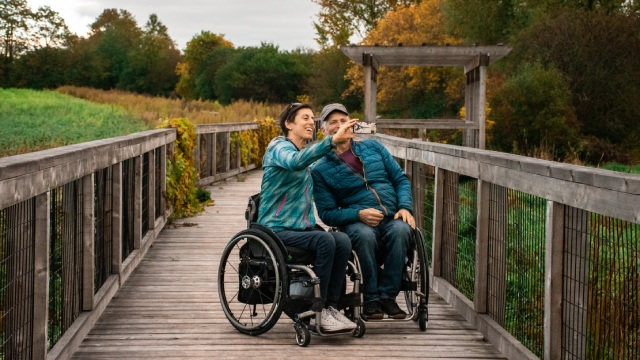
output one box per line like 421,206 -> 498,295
319,103 -> 349,122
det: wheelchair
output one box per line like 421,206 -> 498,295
217,194 -> 366,347
340,226 -> 429,331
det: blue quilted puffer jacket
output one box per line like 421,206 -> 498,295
257,135 -> 334,232
311,139 -> 413,228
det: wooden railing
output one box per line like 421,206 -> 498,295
375,133 -> 639,359
0,130 -> 175,360
0,122 -> 263,359
195,122 -> 259,185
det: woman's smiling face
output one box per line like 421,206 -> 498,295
286,108 -> 315,147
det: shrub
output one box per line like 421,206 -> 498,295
157,117 -> 203,219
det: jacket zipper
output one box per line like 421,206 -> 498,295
275,194 -> 287,216
336,150 -> 388,216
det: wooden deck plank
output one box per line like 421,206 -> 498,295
71,170 -> 506,359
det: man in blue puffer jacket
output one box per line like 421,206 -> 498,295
311,103 -> 416,320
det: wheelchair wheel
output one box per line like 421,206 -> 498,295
294,322 -> 311,347
404,229 -> 429,321
218,229 -> 287,336
352,318 -> 366,338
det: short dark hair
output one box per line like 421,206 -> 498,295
277,102 -> 312,136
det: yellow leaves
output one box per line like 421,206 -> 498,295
344,0 -> 465,113
157,117 -> 202,219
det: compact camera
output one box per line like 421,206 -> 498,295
353,122 -> 376,134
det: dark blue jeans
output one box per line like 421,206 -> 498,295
343,218 -> 411,303
276,229 -> 351,308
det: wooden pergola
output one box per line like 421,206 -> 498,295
341,45 -> 511,149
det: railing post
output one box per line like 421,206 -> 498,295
194,133 -> 201,176
407,160 -> 425,231
545,201 -> 564,360
33,193 -> 50,360
209,133 -> 217,178
162,144 -> 170,218
222,131 -> 230,173
82,174 -> 95,311
134,155 -> 142,250
431,167 -> 445,277
148,150 -> 156,231
112,162 -> 123,274
474,180 -> 490,313
363,53 -> 378,123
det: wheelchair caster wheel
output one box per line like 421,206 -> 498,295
294,323 -> 311,347
418,308 -> 428,332
352,318 -> 366,338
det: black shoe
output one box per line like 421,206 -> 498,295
362,300 -> 384,320
379,298 -> 407,319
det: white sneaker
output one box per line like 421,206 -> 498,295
311,308 -> 352,332
328,306 -> 357,330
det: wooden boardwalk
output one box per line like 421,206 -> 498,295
71,170 -> 506,360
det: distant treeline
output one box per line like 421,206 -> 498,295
2,0 -> 640,164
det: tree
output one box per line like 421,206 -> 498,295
214,43 -> 312,105
313,0 -> 421,48
344,0 -> 464,118
175,31 -> 234,100
121,14 -> 180,95
489,62 -> 579,160
510,9 -> 640,162
88,9 -> 141,89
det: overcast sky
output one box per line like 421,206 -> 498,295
27,0 -> 322,51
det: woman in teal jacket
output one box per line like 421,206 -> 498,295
257,102 -> 358,332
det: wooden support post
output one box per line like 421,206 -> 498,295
210,133 -> 217,177
474,180 -> 490,314
148,150 -> 156,231
112,162 -> 122,274
223,132 -> 231,174
363,53 -> 378,123
409,161 -> 425,230
194,133 -> 201,176
477,54 -> 489,149
134,155 -> 142,250
431,167 -> 445,277
545,201 -> 565,360
82,174 -> 95,311
33,193 -> 50,360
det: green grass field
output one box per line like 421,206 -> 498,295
0,88 -> 152,157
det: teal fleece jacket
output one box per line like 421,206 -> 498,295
257,135 -> 334,232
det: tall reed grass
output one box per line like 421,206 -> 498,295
56,86 -> 284,126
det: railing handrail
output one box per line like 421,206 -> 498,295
374,133 -> 640,223
0,129 -> 176,209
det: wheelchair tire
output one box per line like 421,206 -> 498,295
405,228 -> 429,321
294,322 -> 311,347
218,229 -> 287,336
415,228 -> 429,331
353,318 -> 366,338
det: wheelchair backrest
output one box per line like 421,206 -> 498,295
245,193 -> 260,228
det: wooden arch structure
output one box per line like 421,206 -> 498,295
341,45 -> 511,149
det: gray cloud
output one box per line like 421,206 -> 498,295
29,0 -> 321,51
